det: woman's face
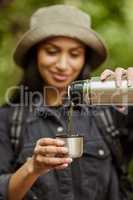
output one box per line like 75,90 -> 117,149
37,37 -> 86,89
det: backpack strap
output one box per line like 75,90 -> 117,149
92,107 -> 124,173
10,106 -> 24,153
92,107 -> 133,198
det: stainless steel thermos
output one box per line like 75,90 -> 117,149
68,77 -> 133,105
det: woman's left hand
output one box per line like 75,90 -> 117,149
100,67 -> 133,87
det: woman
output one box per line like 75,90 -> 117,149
0,5 -> 133,200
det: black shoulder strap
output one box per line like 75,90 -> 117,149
92,107 -> 125,173
92,107 -> 133,197
94,107 -> 133,199
10,106 -> 24,153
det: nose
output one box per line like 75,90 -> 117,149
56,54 -> 69,71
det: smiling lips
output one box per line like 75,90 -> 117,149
52,73 -> 69,81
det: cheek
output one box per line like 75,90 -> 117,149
38,59 -> 54,70
69,59 -> 85,81
37,52 -> 57,70
71,58 -> 85,74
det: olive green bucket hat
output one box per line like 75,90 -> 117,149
13,5 -> 108,70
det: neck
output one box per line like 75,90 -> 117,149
43,86 -> 67,106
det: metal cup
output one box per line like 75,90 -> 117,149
56,134 -> 84,158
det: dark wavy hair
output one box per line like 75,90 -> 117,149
9,45 -> 92,104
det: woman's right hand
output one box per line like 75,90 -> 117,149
28,138 -> 72,176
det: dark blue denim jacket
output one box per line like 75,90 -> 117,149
0,105 -> 132,200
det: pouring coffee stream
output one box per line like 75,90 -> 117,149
67,102 -> 75,136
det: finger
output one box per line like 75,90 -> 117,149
34,145 -> 68,155
115,67 -> 126,87
54,163 -> 69,170
115,106 -> 127,112
127,67 -> 133,86
100,69 -> 114,81
37,138 -> 65,147
36,155 -> 72,166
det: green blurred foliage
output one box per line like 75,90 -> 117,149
0,0 -> 133,189
1,0 -> 133,103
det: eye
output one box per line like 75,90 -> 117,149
70,51 -> 81,58
46,49 -> 58,55
44,47 -> 59,55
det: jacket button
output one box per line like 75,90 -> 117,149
98,149 -> 105,156
33,196 -> 38,200
57,126 -> 64,133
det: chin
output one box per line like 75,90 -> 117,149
53,83 -> 69,89
49,79 -> 71,88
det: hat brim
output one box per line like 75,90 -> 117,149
13,22 -> 108,70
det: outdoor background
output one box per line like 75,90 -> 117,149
0,0 -> 133,184
0,0 -> 133,104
